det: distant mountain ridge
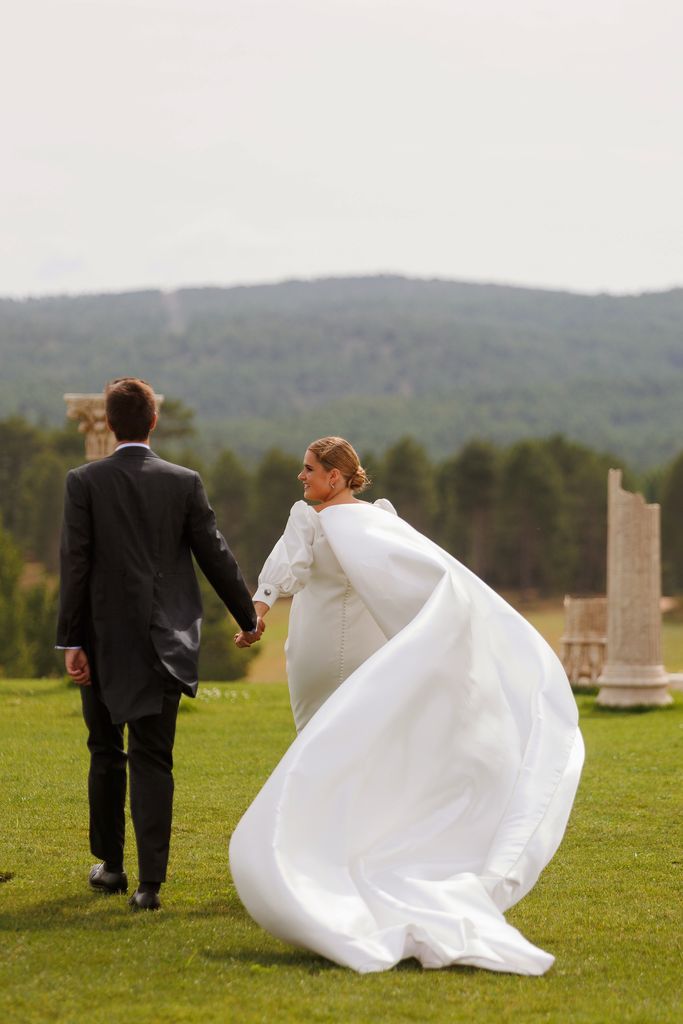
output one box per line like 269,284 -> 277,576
1,275 -> 682,467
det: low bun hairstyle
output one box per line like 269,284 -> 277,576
307,436 -> 371,494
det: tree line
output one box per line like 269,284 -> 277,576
2,409 -> 683,679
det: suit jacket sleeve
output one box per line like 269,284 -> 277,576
187,473 -> 257,633
56,469 -> 91,647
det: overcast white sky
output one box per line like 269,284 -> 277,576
1,0 -> 682,297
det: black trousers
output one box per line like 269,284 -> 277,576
80,683 -> 181,883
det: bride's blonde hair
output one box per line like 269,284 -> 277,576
308,436 -> 371,494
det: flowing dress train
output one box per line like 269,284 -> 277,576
230,500 -> 584,974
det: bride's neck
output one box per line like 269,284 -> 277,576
316,488 -> 358,510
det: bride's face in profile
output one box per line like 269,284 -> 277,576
298,449 -> 337,503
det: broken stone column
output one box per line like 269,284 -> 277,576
64,392 -> 164,461
597,469 -> 671,707
561,596 -> 607,688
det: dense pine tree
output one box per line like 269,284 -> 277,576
382,437 -> 436,536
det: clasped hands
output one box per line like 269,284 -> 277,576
234,615 -> 266,649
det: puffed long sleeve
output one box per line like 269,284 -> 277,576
253,501 -> 316,608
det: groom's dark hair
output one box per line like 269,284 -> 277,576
105,377 -> 157,441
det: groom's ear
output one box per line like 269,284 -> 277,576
149,411 -> 158,433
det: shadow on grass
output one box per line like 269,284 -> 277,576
583,702 -> 679,718
1,897 -> 338,976
202,947 -> 336,972
200,949 -> 482,976
0,894 -> 124,933
0,893 -> 252,934
182,898 -> 249,920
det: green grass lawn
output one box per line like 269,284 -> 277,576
1,679 -> 681,1024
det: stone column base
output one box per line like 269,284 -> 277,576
596,663 -> 671,707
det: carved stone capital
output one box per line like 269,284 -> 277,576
64,392 -> 164,461
64,394 -> 116,461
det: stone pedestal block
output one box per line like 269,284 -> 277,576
561,596 -> 607,688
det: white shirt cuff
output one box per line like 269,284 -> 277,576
55,646 -> 82,650
252,583 -> 279,608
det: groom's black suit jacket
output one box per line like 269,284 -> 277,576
56,446 -> 256,723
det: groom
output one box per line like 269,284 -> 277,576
56,377 -> 262,910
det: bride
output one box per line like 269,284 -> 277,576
231,436 -> 584,975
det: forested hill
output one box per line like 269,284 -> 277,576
1,276 -> 682,467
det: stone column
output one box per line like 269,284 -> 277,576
64,392 -> 164,461
596,469 -> 671,707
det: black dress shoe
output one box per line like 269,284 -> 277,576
128,888 -> 161,911
88,863 -> 128,894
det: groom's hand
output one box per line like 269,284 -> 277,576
65,648 -> 92,686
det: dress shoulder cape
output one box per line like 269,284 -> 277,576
229,502 -> 584,974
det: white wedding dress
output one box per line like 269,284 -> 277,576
230,499 -> 584,975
